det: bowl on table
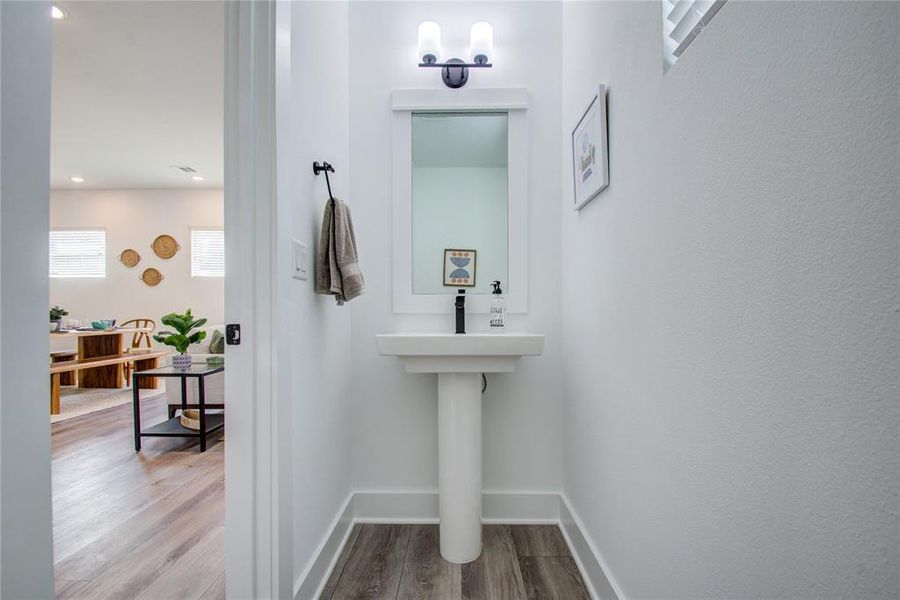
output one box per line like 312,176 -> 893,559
91,320 -> 116,330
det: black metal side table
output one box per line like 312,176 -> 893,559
132,363 -> 225,452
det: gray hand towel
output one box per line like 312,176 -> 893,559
316,197 -> 365,305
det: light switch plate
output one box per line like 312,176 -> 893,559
292,239 -> 308,281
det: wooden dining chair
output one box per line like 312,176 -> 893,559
120,318 -> 156,386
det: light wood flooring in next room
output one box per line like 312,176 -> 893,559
322,523 -> 590,600
52,395 -> 225,600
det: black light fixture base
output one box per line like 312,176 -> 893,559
441,58 -> 469,89
418,58 -> 492,89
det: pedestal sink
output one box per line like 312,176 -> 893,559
375,333 -> 545,563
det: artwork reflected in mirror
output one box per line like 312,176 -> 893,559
411,112 -> 508,294
443,249 -> 477,287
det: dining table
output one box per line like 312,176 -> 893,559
50,327 -> 156,389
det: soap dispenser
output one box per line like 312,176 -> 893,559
490,280 -> 506,330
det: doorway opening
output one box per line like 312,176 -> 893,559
49,2 -> 226,597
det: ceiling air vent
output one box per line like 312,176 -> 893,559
170,165 -> 197,173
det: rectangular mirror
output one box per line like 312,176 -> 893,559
391,88 -> 528,314
411,112 -> 508,294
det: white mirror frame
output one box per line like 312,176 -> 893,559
391,88 -> 529,314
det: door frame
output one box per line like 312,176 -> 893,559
224,1 -> 293,597
0,1 -> 55,597
0,1 -> 288,596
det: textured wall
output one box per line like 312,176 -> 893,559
560,2 -> 899,598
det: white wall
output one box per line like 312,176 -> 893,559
283,2 -> 354,596
0,1 -> 54,597
49,189 -> 224,343
560,2 -> 899,598
348,2 -> 563,493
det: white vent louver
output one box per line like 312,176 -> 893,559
663,0 -> 726,71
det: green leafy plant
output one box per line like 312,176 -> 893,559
153,309 -> 207,355
50,305 -> 68,321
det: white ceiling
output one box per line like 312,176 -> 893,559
412,113 -> 508,168
51,1 -> 224,189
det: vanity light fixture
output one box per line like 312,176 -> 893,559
417,21 -> 493,89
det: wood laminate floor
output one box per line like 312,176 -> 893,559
52,394 -> 225,600
322,524 -> 590,600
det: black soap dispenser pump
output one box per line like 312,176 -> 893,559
490,281 -> 506,330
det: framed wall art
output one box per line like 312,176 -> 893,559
572,84 -> 609,210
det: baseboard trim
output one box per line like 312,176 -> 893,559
353,490 -> 561,524
294,491 -> 621,600
559,494 -> 625,600
293,493 -> 355,600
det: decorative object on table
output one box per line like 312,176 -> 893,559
50,305 -> 68,332
208,329 -> 225,354
443,249 -> 477,287
180,409 -> 201,430
571,84 -> 609,210
91,319 -> 116,330
153,309 -> 208,370
206,355 -> 224,366
119,248 -> 141,268
151,234 -> 180,259
140,267 -> 164,287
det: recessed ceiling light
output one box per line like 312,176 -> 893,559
70,176 -> 84,183
51,5 -> 67,20
191,175 -> 204,182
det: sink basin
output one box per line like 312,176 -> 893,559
375,332 -> 544,373
376,332 -> 545,563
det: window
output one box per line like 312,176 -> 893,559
663,0 -> 726,71
191,228 -> 224,277
49,229 -> 106,278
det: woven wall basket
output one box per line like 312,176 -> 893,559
140,267 -> 164,287
119,248 -> 141,268
151,234 -> 180,259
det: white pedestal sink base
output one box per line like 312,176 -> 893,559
437,373 -> 482,563
375,333 -> 546,564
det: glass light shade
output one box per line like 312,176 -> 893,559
417,21 -> 442,64
469,22 -> 493,64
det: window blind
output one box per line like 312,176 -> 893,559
663,0 -> 726,70
191,228 -> 224,277
49,229 -> 106,278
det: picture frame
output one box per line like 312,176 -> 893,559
443,248 -> 477,287
571,84 -> 609,210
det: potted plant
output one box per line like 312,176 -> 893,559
50,305 -> 68,332
153,309 -> 207,369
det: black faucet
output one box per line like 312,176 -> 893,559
455,289 -> 466,334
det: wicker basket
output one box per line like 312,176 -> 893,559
140,267 -> 164,287
119,248 -> 141,267
151,234 -> 180,259
180,409 -> 201,430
